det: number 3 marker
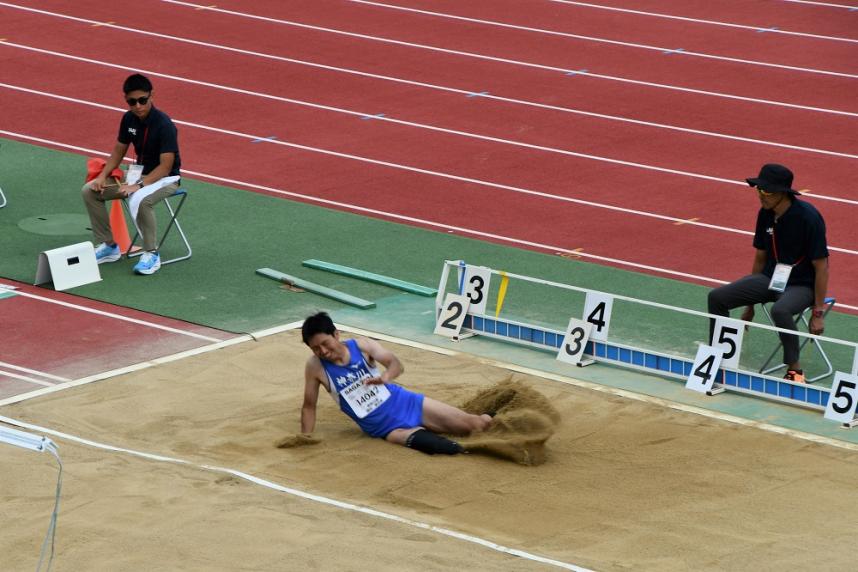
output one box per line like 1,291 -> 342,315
463,266 -> 492,315
557,318 -> 593,366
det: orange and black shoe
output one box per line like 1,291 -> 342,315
784,369 -> 806,383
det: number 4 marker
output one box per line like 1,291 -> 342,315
583,292 -> 613,342
686,344 -> 724,394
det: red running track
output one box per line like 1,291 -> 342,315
0,280 -> 231,401
1,0 -> 856,308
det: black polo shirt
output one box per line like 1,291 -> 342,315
117,105 -> 181,177
752,198 -> 828,287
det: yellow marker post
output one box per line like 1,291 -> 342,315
494,272 -> 509,318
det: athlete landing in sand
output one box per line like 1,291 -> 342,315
300,312 -> 492,455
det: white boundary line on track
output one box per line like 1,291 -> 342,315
0,369 -> 55,387
548,0 -> 858,43
0,1 -> 855,118
7,286 -> 222,343
0,412 -> 592,571
3,85 -> 858,255
166,0 -> 858,80
781,0 -> 858,9
0,331 -> 260,407
0,361 -> 69,383
4,86 -> 858,257
3,129 -> 858,313
4,41 -> 855,161
0,322 -> 303,408
347,0 -> 858,76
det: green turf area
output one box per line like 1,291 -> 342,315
3,137 -> 858,441
2,137 -> 856,357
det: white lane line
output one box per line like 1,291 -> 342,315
548,0 -> 858,43
4,130 -> 857,312
7,287 -> 222,343
781,0 -> 858,8
0,369 -> 55,387
0,415 -> 591,571
0,361 -> 69,382
345,0 -> 858,78
4,85 -> 858,252
0,2 -> 854,117
4,41 -> 855,162
0,334 -> 250,407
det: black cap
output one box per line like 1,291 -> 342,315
746,163 -> 800,195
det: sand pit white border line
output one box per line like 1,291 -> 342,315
4,318 -> 856,452
0,414 -> 592,572
0,321 -> 310,407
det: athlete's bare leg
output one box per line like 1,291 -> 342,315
421,397 -> 492,436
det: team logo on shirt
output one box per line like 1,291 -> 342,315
128,127 -> 137,136
333,370 -> 371,389
766,227 -> 774,235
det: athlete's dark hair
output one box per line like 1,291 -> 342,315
302,312 -> 336,344
123,73 -> 153,94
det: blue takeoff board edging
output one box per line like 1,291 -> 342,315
461,313 -> 831,411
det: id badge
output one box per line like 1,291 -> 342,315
768,263 -> 792,292
126,164 -> 144,185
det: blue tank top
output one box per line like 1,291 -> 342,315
320,339 -> 393,423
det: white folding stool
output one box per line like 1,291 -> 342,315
125,188 -> 192,265
759,296 -> 835,382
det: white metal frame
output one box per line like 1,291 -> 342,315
125,189 -> 192,265
436,260 -> 858,421
760,298 -> 836,382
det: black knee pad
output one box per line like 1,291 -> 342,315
405,429 -> 463,455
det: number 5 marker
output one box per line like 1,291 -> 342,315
824,372 -> 858,425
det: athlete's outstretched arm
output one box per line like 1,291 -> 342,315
301,359 -> 322,434
357,337 -> 403,384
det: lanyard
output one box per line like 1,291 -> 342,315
136,126 -> 149,163
771,228 -> 804,266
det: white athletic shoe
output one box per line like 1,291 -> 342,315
133,251 -> 161,275
94,242 -> 121,264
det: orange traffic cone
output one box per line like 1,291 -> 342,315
109,200 -> 134,254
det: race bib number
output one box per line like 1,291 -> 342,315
341,379 -> 390,419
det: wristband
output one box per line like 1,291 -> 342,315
812,309 -> 824,318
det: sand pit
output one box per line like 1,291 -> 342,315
459,378 -> 561,465
3,329 -> 858,571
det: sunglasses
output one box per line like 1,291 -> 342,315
755,186 -> 776,197
126,95 -> 151,106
